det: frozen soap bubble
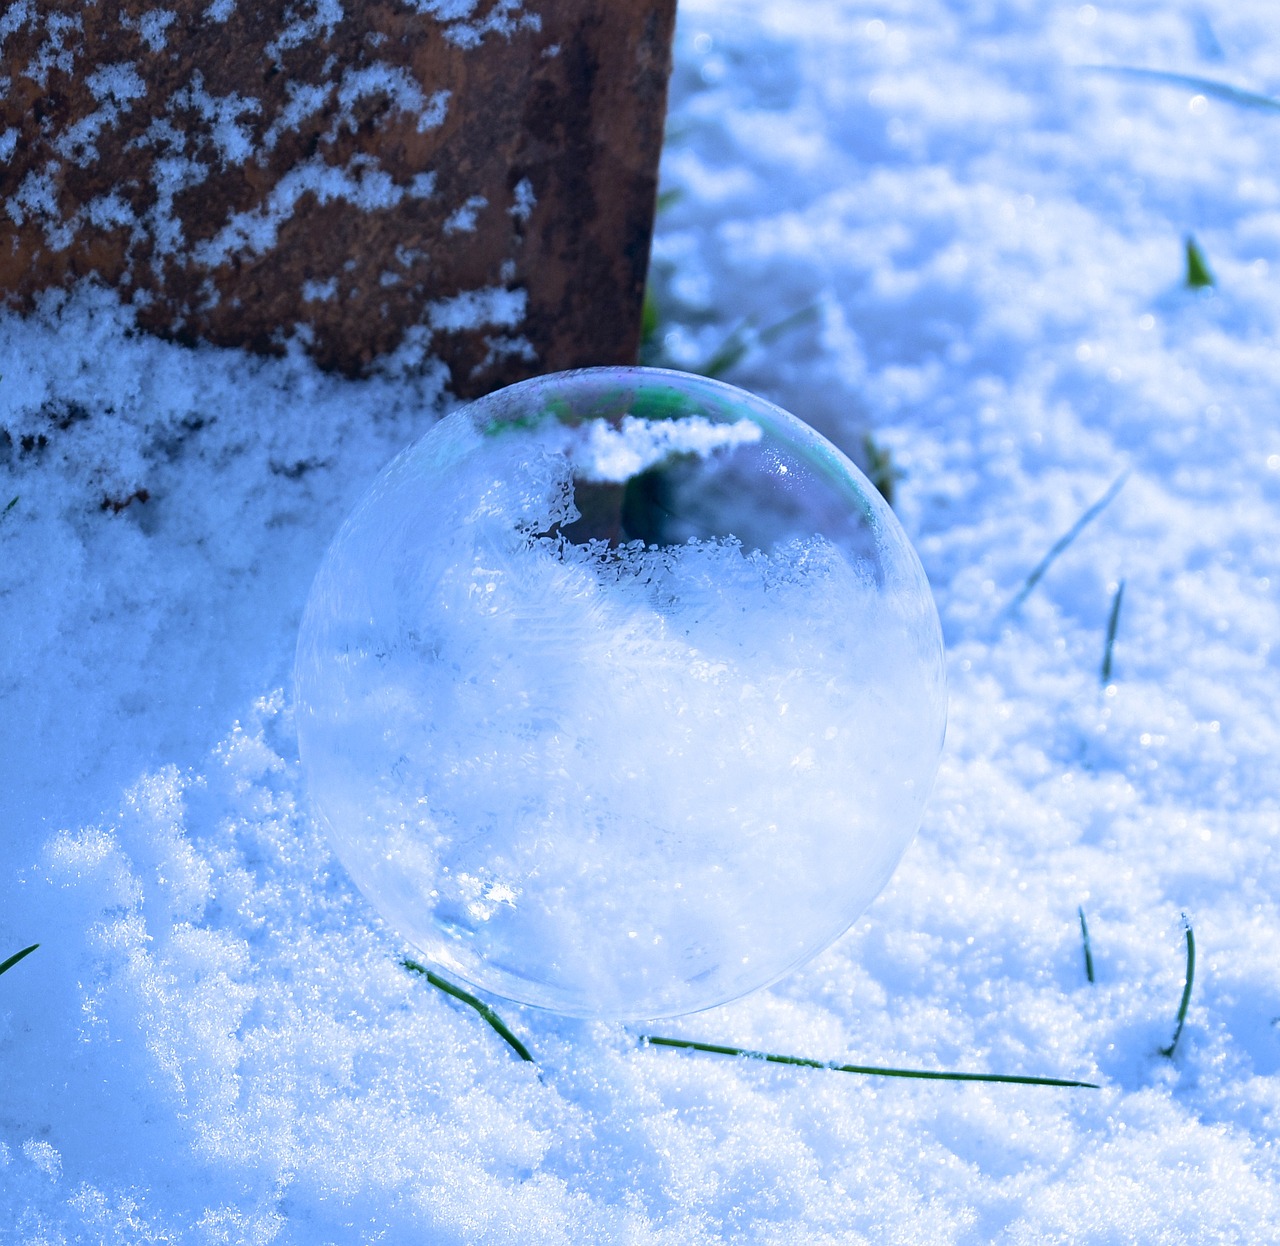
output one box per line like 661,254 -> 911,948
295,368 -> 946,1020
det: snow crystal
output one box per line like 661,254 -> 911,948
136,10 -> 176,52
426,283 -> 526,332
408,170 -> 438,199
5,165 -> 59,228
572,412 -> 761,482
21,1140 -> 62,1181
301,276 -> 338,302
172,72 -> 261,165
510,175 -> 536,222
332,63 -> 435,136
442,193 -> 487,234
401,0 -> 541,50
265,0 -> 343,60
85,63 -> 147,105
194,155 -> 407,265
417,87 -> 452,132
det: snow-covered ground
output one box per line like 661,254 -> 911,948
4,0 -> 1280,1240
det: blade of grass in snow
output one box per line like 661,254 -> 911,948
1185,236 -> 1215,289
402,958 -> 534,1063
641,286 -> 660,352
701,303 -> 820,379
0,943 -> 38,979
640,1035 -> 1100,1089
1100,580 -> 1125,684
862,434 -> 900,508
1160,917 -> 1196,1058
2,496 -> 16,519
1006,473 -> 1129,612
1079,65 -> 1280,112
1078,907 -> 1095,984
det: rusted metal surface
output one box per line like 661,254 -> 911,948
0,1 -> 676,396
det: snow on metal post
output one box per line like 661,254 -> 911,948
0,1 -> 677,397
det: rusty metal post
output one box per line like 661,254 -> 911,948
0,1 -> 677,397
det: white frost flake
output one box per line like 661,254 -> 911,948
6,163 -> 59,228
266,0 -> 344,59
509,177 -> 535,222
0,0 -> 34,50
148,155 -> 210,257
571,415 -> 763,483
194,155 -> 404,265
402,0 -> 539,48
418,88 -> 451,132
174,73 -> 260,165
86,63 -> 147,105
262,81 -> 330,151
21,1140 -> 62,1181
302,276 -> 339,302
86,192 -> 137,230
334,63 -> 425,133
137,10 -> 176,51
404,0 -> 477,19
24,10 -> 80,88
442,194 -> 486,234
426,284 -> 526,332
408,171 -> 437,199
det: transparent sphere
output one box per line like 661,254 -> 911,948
295,368 -> 946,1019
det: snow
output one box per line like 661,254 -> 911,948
572,412 -> 762,480
3,0 -> 1280,1241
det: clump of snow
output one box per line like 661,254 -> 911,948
510,175 -> 537,222
193,154 -> 408,264
300,275 -> 338,302
136,10 -> 176,52
426,282 -> 527,332
405,0 -> 541,49
572,412 -> 762,481
442,193 -> 488,234
4,0 -> 1280,1241
172,72 -> 260,166
85,62 -> 147,105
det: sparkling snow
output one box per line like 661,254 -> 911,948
3,1 -> 1280,1241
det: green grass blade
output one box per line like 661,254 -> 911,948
403,959 -> 534,1063
1159,918 -> 1196,1058
1100,580 -> 1125,684
1079,65 -> 1280,112
701,303 -> 820,379
756,302 -> 821,347
2,496 -> 17,519
656,188 -> 684,214
862,434 -> 900,508
700,320 -> 753,379
640,1035 -> 1099,1089
0,943 -> 39,978
641,285 -> 660,349
1185,236 -> 1214,289
1078,906 -> 1095,984
1008,472 -> 1128,612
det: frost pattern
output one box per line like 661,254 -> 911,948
193,155 -> 408,264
